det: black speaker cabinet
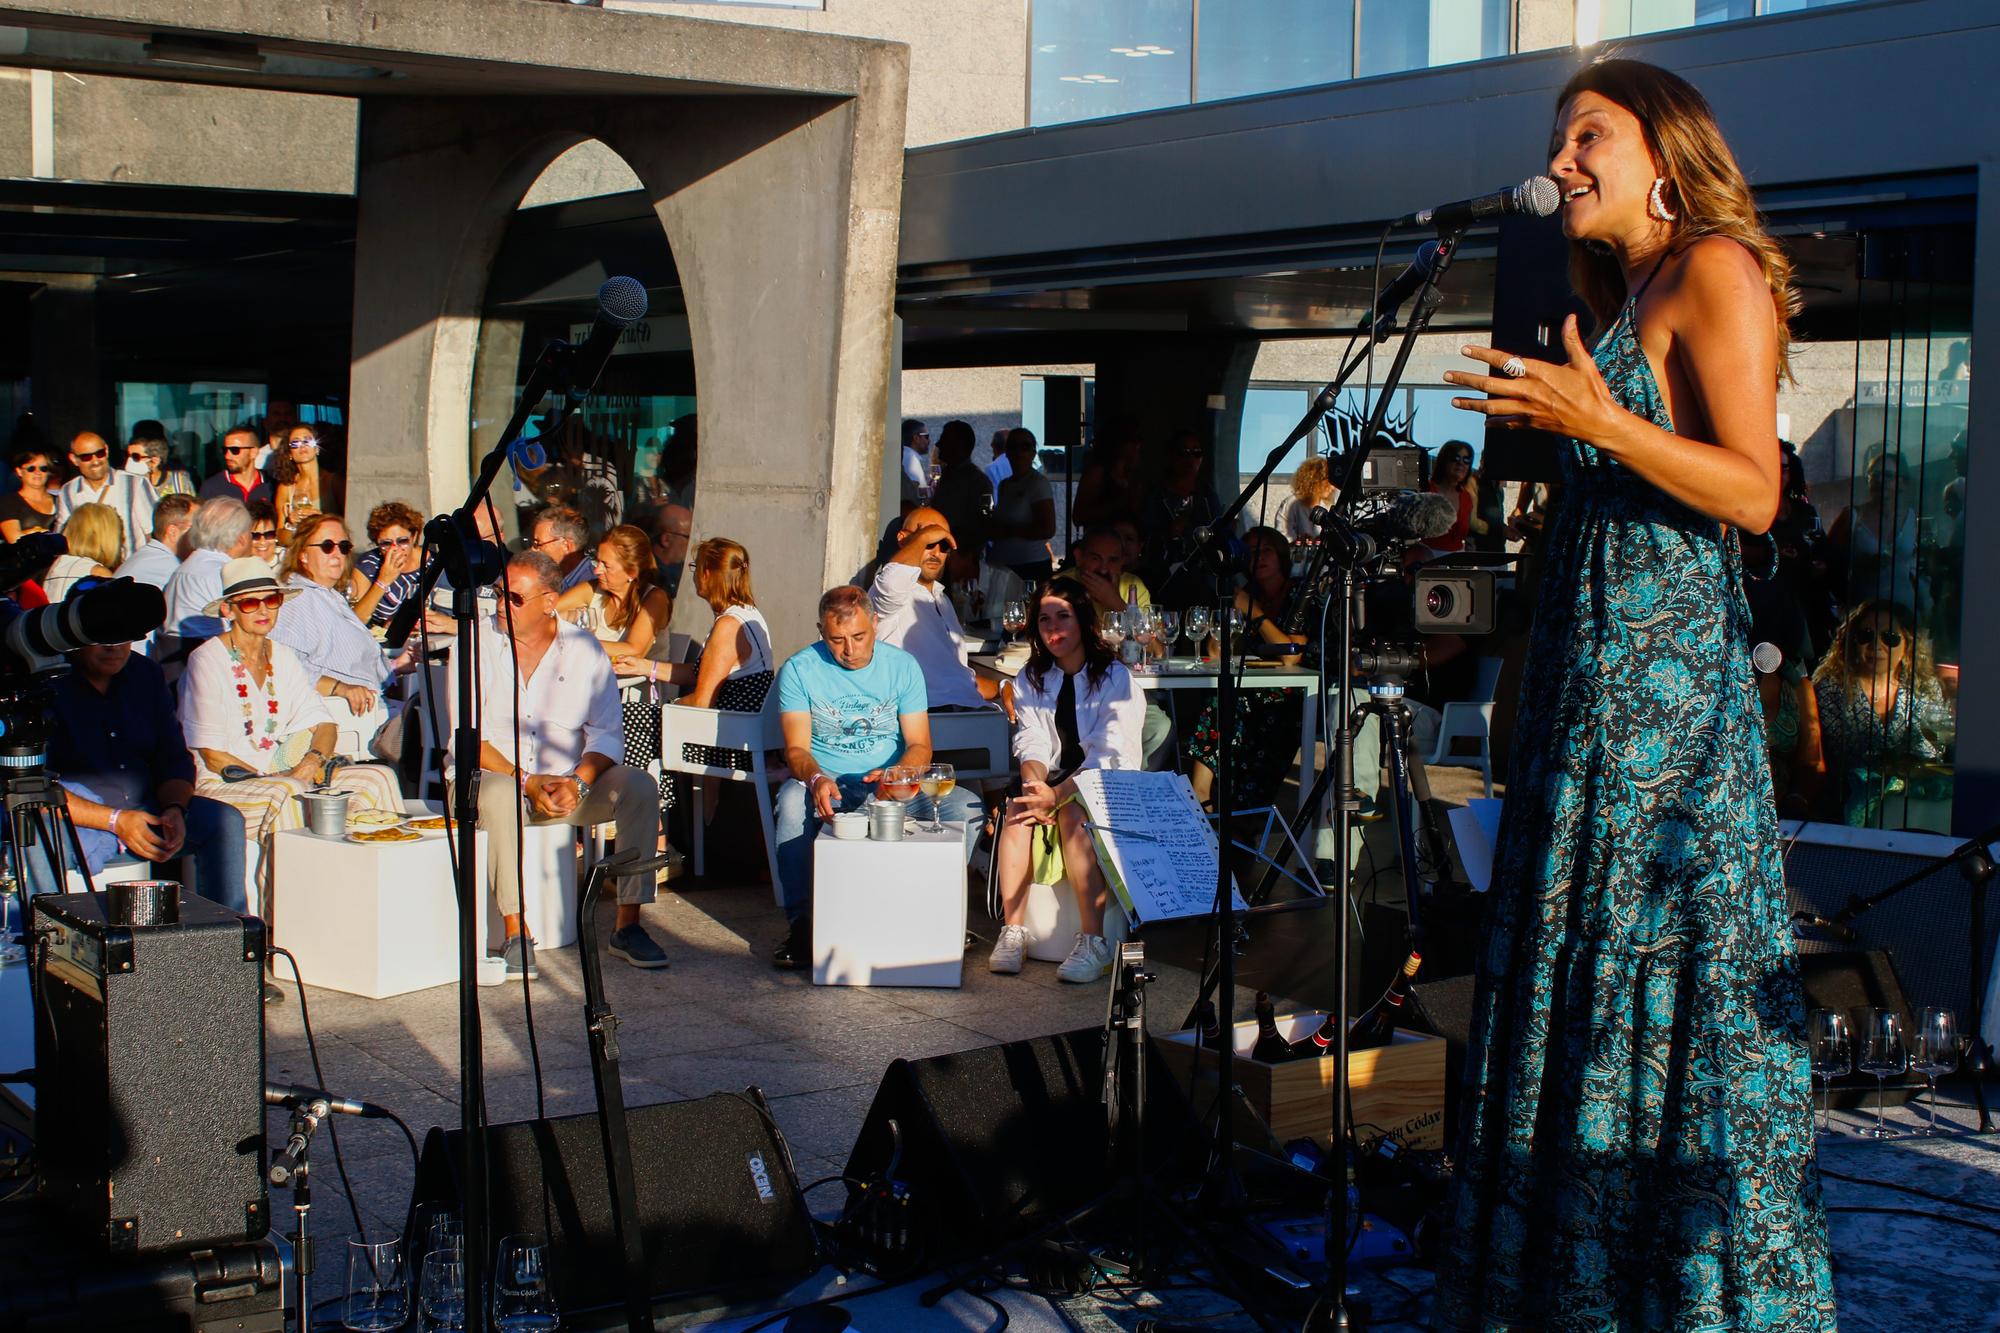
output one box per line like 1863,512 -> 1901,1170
31,890 -> 267,1255
409,1091 -> 820,1318
842,1027 -> 1202,1268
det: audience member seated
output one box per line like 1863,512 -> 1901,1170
126,426 -> 196,498
988,579 -> 1144,984
1065,525 -> 1173,767
116,492 -> 196,589
46,642 -> 246,913
989,429 -> 1056,584
1421,440 -> 1476,556
1187,527 -> 1309,809
200,426 -> 275,508
1812,599 -> 1954,827
246,500 -> 282,572
270,513 -> 398,751
1276,455 -> 1336,544
670,537 -> 775,711
531,503 -> 598,592
450,550 -> 667,975
47,503 -> 123,600
160,497 -> 253,666
770,586 -> 983,970
559,523 -> 676,803
178,558 -> 401,989
56,430 -> 155,560
352,501 -> 424,627
0,445 -> 57,541
1827,449 -> 1919,610
926,421 -> 991,581
869,506 -> 1006,713
274,426 -> 341,539
648,501 -> 693,598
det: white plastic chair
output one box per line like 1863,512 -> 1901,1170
659,691 -> 786,904
925,707 -> 1011,783
1425,656 -> 1502,797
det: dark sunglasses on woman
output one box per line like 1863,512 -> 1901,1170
306,539 -> 354,555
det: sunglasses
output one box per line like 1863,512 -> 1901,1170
223,445 -> 255,456
73,449 -> 108,462
250,528 -> 278,541
1855,629 -> 1904,648
289,437 -> 319,448
126,451 -> 150,463
504,588 -> 550,608
306,539 -> 354,555
924,539 -> 953,553
379,536 -> 413,548
231,592 -> 285,612
19,464 -> 49,474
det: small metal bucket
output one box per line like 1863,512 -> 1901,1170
295,789 -> 352,839
867,799 -> 908,842
108,880 -> 181,927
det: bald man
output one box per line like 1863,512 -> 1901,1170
56,430 -> 158,558
869,506 -> 1004,713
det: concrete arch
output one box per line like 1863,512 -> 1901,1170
347,74 -> 907,652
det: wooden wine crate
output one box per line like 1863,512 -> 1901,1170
1154,1010 -> 1448,1150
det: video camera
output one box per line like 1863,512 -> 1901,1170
1282,483 -> 1498,641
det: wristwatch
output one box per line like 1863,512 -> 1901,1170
569,774 -> 592,804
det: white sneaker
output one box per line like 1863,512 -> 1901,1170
988,924 -> 1027,975
1056,933 -> 1113,984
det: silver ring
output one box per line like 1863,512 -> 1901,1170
1501,356 -> 1528,379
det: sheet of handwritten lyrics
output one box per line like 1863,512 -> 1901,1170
1070,769 -> 1248,925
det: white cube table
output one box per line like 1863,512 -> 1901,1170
813,821 -> 969,988
274,827 -> 466,999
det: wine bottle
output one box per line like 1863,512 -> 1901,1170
1343,951 -> 1423,1054
1250,991 -> 1291,1063
1193,999 -> 1228,1053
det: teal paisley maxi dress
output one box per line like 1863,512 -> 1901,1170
1433,286 -> 1838,1331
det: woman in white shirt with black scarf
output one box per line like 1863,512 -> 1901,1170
989,578 -> 1144,984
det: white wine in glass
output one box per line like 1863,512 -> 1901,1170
918,763 -> 955,834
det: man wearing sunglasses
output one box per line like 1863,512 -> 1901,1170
198,426 -> 275,508
452,550 -> 668,975
868,506 -> 1003,715
55,429 -> 157,559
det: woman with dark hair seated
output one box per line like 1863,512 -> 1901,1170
1812,598 -> 1954,826
988,578 -> 1145,985
1186,526 -> 1308,809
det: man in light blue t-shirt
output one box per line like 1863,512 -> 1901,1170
771,585 -> 984,968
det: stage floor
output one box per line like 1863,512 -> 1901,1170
262,765 -> 1999,1330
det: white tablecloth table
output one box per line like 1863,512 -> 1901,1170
812,821 -> 969,988
273,826 -> 465,999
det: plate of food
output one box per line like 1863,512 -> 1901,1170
405,815 -> 454,832
349,826 -> 422,845
347,808 -> 405,829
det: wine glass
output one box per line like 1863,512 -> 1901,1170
1911,1007 -> 1959,1137
491,1234 -> 560,1331
1156,609 -> 1181,663
419,1250 -> 466,1331
1808,1008 -> 1850,1138
1856,1007 -> 1907,1140
0,873 -> 25,966
576,602 -> 600,635
918,762 -> 956,835
342,1238 -> 407,1332
1128,606 -> 1158,674
1184,604 -> 1212,659
1001,598 -> 1028,645
879,764 -> 918,803
425,1211 -> 464,1260
1226,603 -> 1248,652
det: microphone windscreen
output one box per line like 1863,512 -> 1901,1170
1518,175 -> 1562,218
1365,489 -> 1460,541
596,275 -> 648,326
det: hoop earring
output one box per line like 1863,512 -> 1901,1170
1649,177 -> 1678,223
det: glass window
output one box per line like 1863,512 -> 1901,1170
1761,0 -> 1861,12
1356,0 -> 1509,79
1195,0 -> 1352,103
1233,384 -> 1488,487
1583,0 -> 1753,42
116,381 -> 269,480
1030,0 -> 1193,127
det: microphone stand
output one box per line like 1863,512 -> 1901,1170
383,333 -> 599,1333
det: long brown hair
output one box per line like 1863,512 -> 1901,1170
1813,599 -> 1933,694
1557,57 -> 1798,383
693,536 -> 755,612
1025,578 -> 1114,692
595,524 -> 660,631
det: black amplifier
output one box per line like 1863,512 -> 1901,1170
32,887 -> 269,1254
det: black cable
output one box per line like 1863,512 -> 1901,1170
1819,1166 -> 2000,1217
972,1286 -> 1012,1333
269,945 -> 369,1246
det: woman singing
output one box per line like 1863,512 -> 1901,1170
1434,59 -> 1835,1328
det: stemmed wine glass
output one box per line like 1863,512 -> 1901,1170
1808,1008 -> 1850,1138
1129,606 -> 1159,674
491,1234 -> 560,1331
1856,1007 -> 1907,1140
919,763 -> 956,835
1156,609 -> 1181,664
342,1238 -> 407,1332
419,1250 -> 467,1331
1911,1007 -> 1959,1137
1184,605 -> 1212,660
1001,598 -> 1028,645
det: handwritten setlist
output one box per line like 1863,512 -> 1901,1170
1070,770 -> 1247,926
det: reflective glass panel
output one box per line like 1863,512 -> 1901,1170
1031,0 -> 1194,126
1356,0 -> 1509,79
1195,0 -> 1353,103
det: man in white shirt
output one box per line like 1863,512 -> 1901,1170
452,550 -> 665,977
115,493 -> 196,590
899,419 -> 930,508
869,506 -> 1008,715
55,430 -> 157,558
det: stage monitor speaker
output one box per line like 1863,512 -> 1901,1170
842,1027 -> 1201,1268
1042,375 -> 1084,453
1799,947 -> 1921,1108
31,890 -> 267,1255
1481,214 -> 1588,483
1410,971 -> 1477,1147
409,1091 -> 820,1318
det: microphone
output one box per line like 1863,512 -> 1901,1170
265,1082 -> 388,1119
1358,240 -> 1443,332
1789,911 -> 1857,944
1408,176 -> 1561,231
1349,490 -> 1460,544
561,275 -> 649,404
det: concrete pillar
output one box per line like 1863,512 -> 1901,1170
346,62 -> 908,657
29,276 -> 103,445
